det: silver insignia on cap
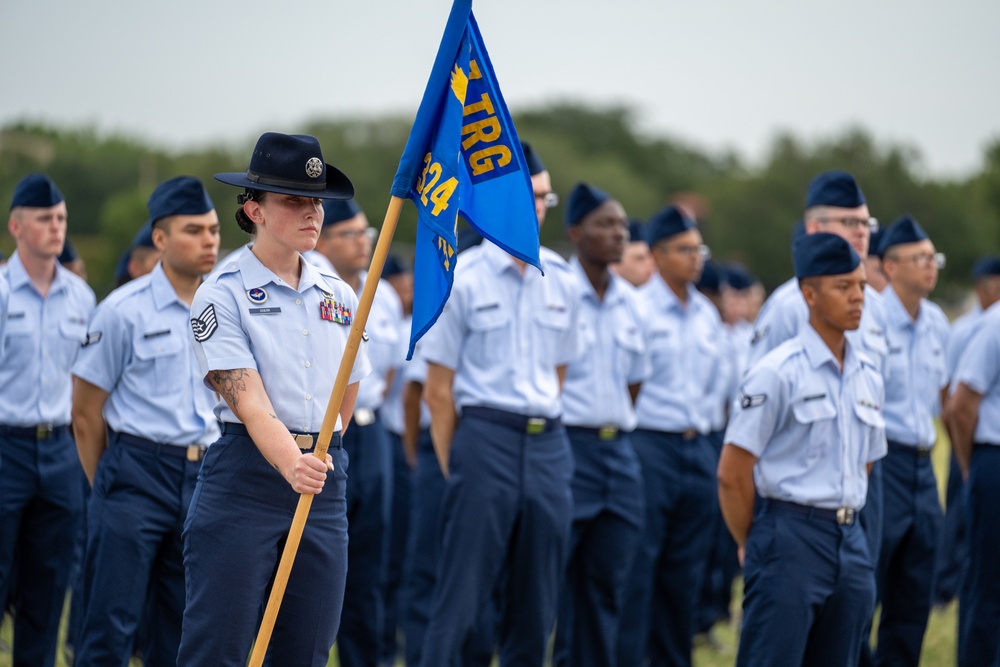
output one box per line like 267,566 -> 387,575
305,157 -> 323,179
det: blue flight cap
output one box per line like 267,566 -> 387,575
794,232 -> 861,279
877,215 -> 928,256
132,220 -> 156,249
113,250 -> 132,284
215,132 -> 353,200
805,170 -> 866,209
646,205 -> 696,246
322,198 -> 363,227
696,260 -> 721,293
565,182 -> 611,228
148,176 -> 214,227
382,254 -> 409,278
723,262 -> 756,291
790,218 -> 806,251
868,227 -> 886,258
10,173 -> 65,210
520,141 -> 546,176
972,256 -> 1000,281
628,219 -> 646,244
457,226 -> 484,253
58,239 -> 79,264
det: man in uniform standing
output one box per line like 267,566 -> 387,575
0,174 -> 96,666
870,216 -> 949,666
70,177 -> 221,664
718,232 -> 886,666
417,144 -> 580,667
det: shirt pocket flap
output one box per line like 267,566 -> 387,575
534,306 -> 571,331
134,332 -> 184,360
59,319 -> 87,342
468,303 -> 509,331
791,394 -> 837,424
614,326 -> 644,353
853,401 -> 885,429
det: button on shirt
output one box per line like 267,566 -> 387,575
562,259 -> 650,430
747,278 -> 890,378
954,301 -> 1000,446
881,287 -> 950,448
724,325 -> 888,510
72,263 -> 219,446
0,252 -> 96,426
190,249 -> 372,433
634,273 -> 725,434
421,244 -> 582,419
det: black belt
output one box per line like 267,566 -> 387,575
462,406 -> 561,435
565,425 -> 625,441
112,430 -> 206,462
220,422 -> 341,450
888,441 -> 932,458
0,423 -> 69,441
663,428 -> 699,441
763,498 -> 858,526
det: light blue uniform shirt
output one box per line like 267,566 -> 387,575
421,243 -> 582,419
380,315 -> 431,434
0,252 -> 95,426
190,249 -> 371,433
351,271 -> 403,411
725,324 -> 888,510
727,320 -> 754,404
398,342 -> 432,429
955,301 -> 1000,446
72,263 -> 219,446
747,278 -> 890,378
946,306 -> 981,384
0,272 -> 8,357
634,273 -> 725,434
561,258 -> 649,430
881,287 -> 949,448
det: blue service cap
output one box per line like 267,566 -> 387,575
58,239 -> 79,264
790,218 -> 806,251
877,215 -> 928,256
973,256 -> 1000,280
722,262 -> 756,290
794,232 -> 861,279
565,182 -> 611,228
868,227 -> 886,258
520,141 -> 546,176
805,170 -> 866,209
132,220 -> 156,249
382,254 -> 409,278
10,173 -> 65,210
646,205 -> 696,246
696,260 -> 721,293
148,176 -> 214,227
628,219 -> 646,244
322,198 -> 363,227
113,250 -> 132,284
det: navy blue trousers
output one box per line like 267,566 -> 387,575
958,444 -> 1000,667
177,429 -> 348,666
933,452 -> 967,605
336,414 -> 392,667
858,458 -> 884,667
552,427 -> 644,667
618,430 -> 718,667
0,425 -> 83,667
697,430 -> 740,634
417,409 -> 573,667
738,501 -> 876,667
76,432 -> 201,666
382,428 -> 412,665
873,442 -> 941,667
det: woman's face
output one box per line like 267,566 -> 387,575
250,194 -> 325,254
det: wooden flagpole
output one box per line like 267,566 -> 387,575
248,195 -> 405,666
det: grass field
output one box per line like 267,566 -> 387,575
0,429 -> 962,666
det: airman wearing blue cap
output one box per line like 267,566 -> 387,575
417,141 -> 581,667
719,232 -> 887,667
947,272 -> 1000,666
0,173 -> 96,666
113,220 -> 162,287
618,204 -> 726,667
551,182 -> 648,667
866,227 -> 889,292
868,215 -> 949,666
68,176 -> 220,664
177,132 -> 372,665
934,255 -> 1000,606
312,196 -> 403,667
612,219 -> 654,287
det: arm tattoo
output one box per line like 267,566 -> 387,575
210,369 -> 251,412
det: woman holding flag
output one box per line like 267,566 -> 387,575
177,132 -> 372,665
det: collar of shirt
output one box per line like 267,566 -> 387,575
4,250 -> 72,297
481,241 -> 525,278
883,284 -> 933,334
645,271 -> 699,314
236,248 -> 337,295
148,262 -> 185,312
800,322 -> 866,379
569,256 -> 627,308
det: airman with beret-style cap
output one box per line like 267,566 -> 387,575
793,232 -> 861,279
646,205 -> 697,247
148,176 -> 215,227
9,173 -> 65,210
564,182 -> 611,228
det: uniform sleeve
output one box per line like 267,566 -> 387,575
746,301 -> 798,373
189,281 -> 256,378
723,365 -> 785,457
402,347 -> 429,385
366,284 -> 404,378
71,300 -> 130,392
867,374 -> 889,463
420,284 -> 467,371
955,323 -> 1000,396
0,275 -> 8,357
555,275 -> 583,367
627,304 -> 652,385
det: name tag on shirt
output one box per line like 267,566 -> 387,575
249,307 -> 282,315
143,329 -> 171,339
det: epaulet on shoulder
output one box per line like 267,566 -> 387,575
539,247 -> 571,272
61,266 -> 96,297
318,269 -> 344,285
766,337 -> 805,369
206,261 -> 241,283
101,273 -> 153,307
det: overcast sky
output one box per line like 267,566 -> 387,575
2,0 -> 997,177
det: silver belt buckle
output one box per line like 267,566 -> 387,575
836,507 -> 855,525
354,408 -> 376,427
293,434 -> 315,450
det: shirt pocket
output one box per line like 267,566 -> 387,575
134,332 -> 186,395
534,305 -> 572,364
614,326 -> 644,380
862,326 -> 889,368
791,392 -> 838,463
57,319 -> 88,370
467,303 -> 510,365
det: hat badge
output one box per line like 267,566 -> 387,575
305,158 -> 323,179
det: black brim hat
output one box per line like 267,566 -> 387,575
215,132 -> 354,200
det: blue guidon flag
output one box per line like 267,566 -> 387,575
390,0 -> 542,360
